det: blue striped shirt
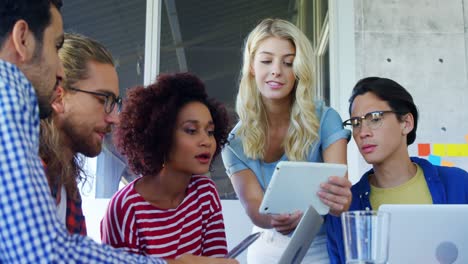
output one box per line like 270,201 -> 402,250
0,59 -> 166,263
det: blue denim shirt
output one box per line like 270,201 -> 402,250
326,157 -> 468,264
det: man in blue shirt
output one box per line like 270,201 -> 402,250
0,1 -> 237,263
326,77 -> 468,264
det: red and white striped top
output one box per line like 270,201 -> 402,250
101,175 -> 228,259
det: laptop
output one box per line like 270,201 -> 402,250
380,204 -> 468,264
277,205 -> 323,264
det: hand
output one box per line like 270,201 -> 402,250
317,176 -> 352,216
270,211 -> 303,235
166,254 -> 239,264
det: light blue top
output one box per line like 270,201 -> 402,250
222,101 -> 350,190
221,101 -> 350,263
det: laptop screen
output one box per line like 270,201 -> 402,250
380,204 -> 468,264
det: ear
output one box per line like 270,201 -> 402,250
401,113 -> 415,135
51,86 -> 65,114
249,62 -> 255,76
11,20 -> 36,62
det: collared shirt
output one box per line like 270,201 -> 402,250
50,183 -> 87,236
0,59 -> 166,263
326,157 -> 468,264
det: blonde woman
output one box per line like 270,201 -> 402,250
221,18 -> 352,263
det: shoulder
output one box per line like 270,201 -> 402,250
108,178 -> 140,210
313,100 -> 351,146
413,157 -> 467,178
222,121 -> 254,164
191,175 -> 216,187
189,175 -> 222,210
189,175 -> 219,194
314,101 -> 344,124
435,164 -> 468,181
225,122 -> 242,147
412,157 -> 468,185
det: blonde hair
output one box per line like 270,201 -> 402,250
236,18 -> 320,161
59,32 -> 114,91
40,119 -> 84,200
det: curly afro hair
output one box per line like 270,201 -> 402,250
115,72 -> 230,176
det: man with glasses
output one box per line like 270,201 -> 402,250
0,1 -> 236,263
326,77 -> 468,264
40,32 -> 121,236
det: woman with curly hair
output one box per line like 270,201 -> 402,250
101,72 -> 230,259
221,18 -> 352,263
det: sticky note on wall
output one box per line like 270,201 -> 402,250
432,144 -> 446,156
441,160 -> 455,167
465,134 -> 468,143
418,144 -> 430,156
432,143 -> 468,157
446,144 -> 468,157
428,155 -> 441,165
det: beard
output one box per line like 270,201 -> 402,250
27,41 -> 55,119
38,94 -> 54,119
61,117 -> 106,158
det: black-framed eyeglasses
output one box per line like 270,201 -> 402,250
68,87 -> 122,114
343,110 -> 406,132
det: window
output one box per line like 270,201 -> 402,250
62,0 -> 147,198
159,0 -> 330,198
63,0 -> 332,199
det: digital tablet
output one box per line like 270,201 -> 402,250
278,206 -> 323,264
225,232 -> 262,258
259,161 -> 347,215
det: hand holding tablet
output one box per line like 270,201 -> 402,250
259,161 -> 347,215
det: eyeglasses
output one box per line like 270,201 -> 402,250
343,110 -> 405,132
68,87 -> 122,114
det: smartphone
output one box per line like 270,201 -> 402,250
225,232 -> 262,258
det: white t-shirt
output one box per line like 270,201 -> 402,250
56,186 -> 67,224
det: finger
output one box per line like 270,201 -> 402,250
270,213 -> 292,222
318,190 -> 349,205
271,216 -> 293,227
274,211 -> 303,224
320,182 -> 352,197
272,217 -> 298,229
328,176 -> 352,187
291,210 -> 303,218
274,223 -> 296,235
277,215 -> 302,234
319,191 -> 347,207
273,213 -> 302,228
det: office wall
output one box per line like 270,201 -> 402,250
348,0 -> 468,177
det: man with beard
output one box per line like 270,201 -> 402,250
40,32 -> 120,236
0,1 -> 237,263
